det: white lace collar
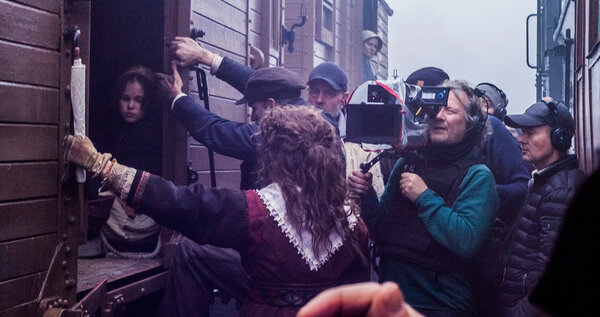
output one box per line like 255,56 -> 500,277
256,183 -> 358,271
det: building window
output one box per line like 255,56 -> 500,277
316,0 -> 334,46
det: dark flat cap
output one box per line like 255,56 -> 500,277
406,67 -> 449,87
236,67 -> 306,104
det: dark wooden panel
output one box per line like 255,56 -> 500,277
77,258 -> 162,293
197,170 -> 241,189
0,234 -> 56,281
0,82 -> 59,123
0,162 -> 58,201
0,124 -> 58,161
0,274 -> 44,312
191,13 -> 247,57
0,41 -> 60,87
0,199 -> 57,242
0,1 -> 60,49
192,0 -> 247,34
189,145 -> 242,170
11,0 -> 60,13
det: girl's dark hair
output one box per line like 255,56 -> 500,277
112,65 -> 158,117
258,106 -> 364,259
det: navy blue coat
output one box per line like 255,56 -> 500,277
483,116 -> 530,229
172,95 -> 260,190
172,57 -> 340,190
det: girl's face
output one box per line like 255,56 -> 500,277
119,80 -> 145,124
363,38 -> 379,58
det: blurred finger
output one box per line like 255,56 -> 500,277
297,282 -> 380,317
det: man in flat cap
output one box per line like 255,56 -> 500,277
492,99 -> 585,316
161,62 -> 308,190
168,37 -> 347,132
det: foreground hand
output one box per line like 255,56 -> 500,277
399,172 -> 427,202
296,282 -> 423,317
348,171 -> 373,195
169,36 -> 215,67
63,135 -> 112,178
155,62 -> 183,100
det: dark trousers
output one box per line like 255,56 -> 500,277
157,238 -> 250,317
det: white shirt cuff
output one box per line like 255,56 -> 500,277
171,93 -> 187,110
210,54 -> 223,74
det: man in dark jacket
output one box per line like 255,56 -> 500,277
472,82 -> 530,316
169,37 -> 347,132
162,61 -> 308,190
495,99 -> 585,316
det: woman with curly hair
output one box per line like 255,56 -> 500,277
64,105 -> 370,316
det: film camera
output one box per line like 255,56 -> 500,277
345,80 -> 449,173
346,80 -> 449,147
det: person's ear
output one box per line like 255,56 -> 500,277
340,92 -> 349,106
266,98 -> 277,109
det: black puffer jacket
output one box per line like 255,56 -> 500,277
497,154 -> 585,316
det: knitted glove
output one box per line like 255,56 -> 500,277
63,135 -> 112,178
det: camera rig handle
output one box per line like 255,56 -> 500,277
360,150 -> 398,174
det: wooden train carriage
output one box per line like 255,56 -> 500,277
0,0 -> 391,316
574,0 -> 600,174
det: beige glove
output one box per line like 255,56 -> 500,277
63,135 -> 112,178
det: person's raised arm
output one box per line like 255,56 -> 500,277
169,36 -> 215,68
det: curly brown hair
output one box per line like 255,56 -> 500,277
258,106 -> 360,257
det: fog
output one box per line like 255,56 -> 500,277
387,0 -> 538,114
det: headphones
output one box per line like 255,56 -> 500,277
470,87 -> 489,137
542,99 -> 572,151
477,82 -> 508,120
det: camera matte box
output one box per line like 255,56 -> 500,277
345,103 -> 402,145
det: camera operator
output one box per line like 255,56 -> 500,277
348,80 -> 499,316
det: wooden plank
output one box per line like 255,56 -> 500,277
0,199 -> 57,242
223,0 -> 247,11
0,82 -> 59,123
0,234 -> 56,281
0,41 -> 60,87
77,257 -> 162,293
0,162 -> 57,201
188,63 -> 245,100
248,7 -> 263,35
192,0 -> 247,35
0,124 -> 58,161
188,145 -> 242,170
0,1 -> 60,50
11,0 -> 60,13
0,274 -> 44,312
191,13 -> 247,57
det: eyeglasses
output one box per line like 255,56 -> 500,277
308,87 -> 340,99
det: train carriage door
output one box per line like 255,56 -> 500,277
0,1 -> 82,316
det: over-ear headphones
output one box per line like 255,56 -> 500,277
476,82 -> 508,120
542,99 -> 572,151
469,87 -> 488,137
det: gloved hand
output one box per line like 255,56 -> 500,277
63,135 -> 112,178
